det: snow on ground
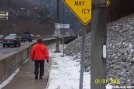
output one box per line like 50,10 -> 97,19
46,45 -> 114,89
46,45 -> 90,89
1,44 -> 132,89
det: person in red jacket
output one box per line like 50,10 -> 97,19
31,37 -> 49,80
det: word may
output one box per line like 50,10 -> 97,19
74,1 -> 90,14
74,1 -> 85,6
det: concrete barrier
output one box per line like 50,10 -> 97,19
0,36 -> 74,84
0,38 -> 56,84
0,49 -> 28,84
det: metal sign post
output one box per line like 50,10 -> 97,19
62,2 -> 65,57
79,25 -> 87,89
61,28 -> 65,57
54,23 -> 70,53
57,23 -> 70,57
54,23 -> 60,52
60,24 -> 70,57
90,0 -> 107,89
54,0 -> 60,53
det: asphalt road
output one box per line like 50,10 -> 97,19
0,36 -> 55,56
0,40 -> 37,60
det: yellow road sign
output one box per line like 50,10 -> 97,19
106,0 -> 110,6
64,0 -> 92,25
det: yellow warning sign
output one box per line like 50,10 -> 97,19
106,0 -> 110,6
64,0 -> 92,25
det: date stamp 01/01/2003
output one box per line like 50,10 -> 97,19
95,78 -> 121,85
95,78 -> 134,88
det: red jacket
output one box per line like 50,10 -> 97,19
31,43 -> 49,61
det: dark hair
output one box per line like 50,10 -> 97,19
37,37 -> 43,43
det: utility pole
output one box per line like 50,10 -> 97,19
55,0 -> 60,52
91,0 -> 107,89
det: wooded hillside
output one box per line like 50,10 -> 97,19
0,0 -> 56,36
108,0 -> 134,22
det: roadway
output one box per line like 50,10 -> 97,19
0,37 -> 55,60
0,40 -> 36,60
0,35 -> 54,54
0,35 -> 76,60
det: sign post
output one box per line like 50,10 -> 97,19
54,0 -> 60,53
54,23 -> 60,52
58,23 -> 70,57
64,0 -> 91,89
79,25 -> 87,89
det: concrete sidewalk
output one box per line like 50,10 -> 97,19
2,58 -> 50,89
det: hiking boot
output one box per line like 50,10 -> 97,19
40,76 -> 43,79
35,74 -> 38,80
